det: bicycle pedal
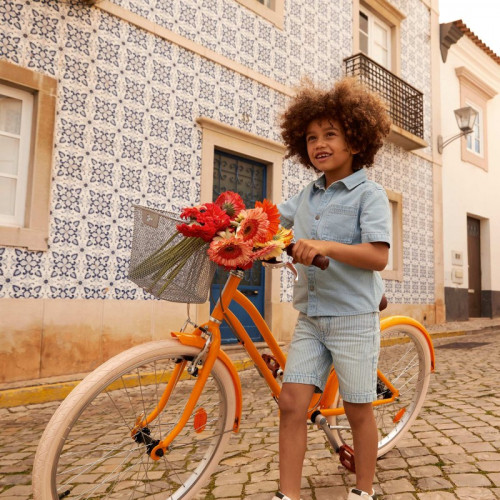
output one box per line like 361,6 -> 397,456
262,353 -> 281,378
338,444 -> 356,473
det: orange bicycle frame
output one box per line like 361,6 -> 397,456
135,270 -> 436,460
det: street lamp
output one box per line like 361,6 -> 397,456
437,106 -> 478,154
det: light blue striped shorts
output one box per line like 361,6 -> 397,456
283,312 -> 381,403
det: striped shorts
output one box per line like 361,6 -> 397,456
283,312 -> 380,403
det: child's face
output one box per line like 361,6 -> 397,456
305,119 -> 355,185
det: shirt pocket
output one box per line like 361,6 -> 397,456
319,204 -> 357,243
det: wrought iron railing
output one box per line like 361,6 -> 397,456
344,53 -> 424,139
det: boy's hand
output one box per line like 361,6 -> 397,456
290,239 -> 331,266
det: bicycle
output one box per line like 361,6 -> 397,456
32,208 -> 435,500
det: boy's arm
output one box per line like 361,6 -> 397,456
290,239 -> 389,271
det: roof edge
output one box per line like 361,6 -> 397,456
453,19 -> 500,65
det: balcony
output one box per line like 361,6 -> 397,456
344,53 -> 427,151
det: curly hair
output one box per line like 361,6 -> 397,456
280,77 -> 391,171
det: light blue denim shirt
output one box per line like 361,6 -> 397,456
278,169 -> 391,317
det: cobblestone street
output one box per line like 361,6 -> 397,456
1,327 -> 499,499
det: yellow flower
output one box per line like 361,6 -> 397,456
255,227 -> 293,260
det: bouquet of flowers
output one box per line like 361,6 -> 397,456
128,192 -> 293,300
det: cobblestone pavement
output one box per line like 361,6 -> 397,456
1,326 -> 499,499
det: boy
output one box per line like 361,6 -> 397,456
274,77 -> 392,500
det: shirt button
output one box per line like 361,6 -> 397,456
315,215 -> 320,220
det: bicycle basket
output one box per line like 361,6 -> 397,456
128,205 -> 216,303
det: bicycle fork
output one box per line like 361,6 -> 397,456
130,328 -> 222,461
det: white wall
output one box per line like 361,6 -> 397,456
440,36 -> 500,292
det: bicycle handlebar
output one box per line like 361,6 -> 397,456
286,243 -> 329,270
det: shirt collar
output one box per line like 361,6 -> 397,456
313,169 -> 367,191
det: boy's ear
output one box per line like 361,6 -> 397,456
347,145 -> 360,155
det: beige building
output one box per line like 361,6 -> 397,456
439,20 -> 500,320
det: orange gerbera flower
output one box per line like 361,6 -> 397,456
208,231 -> 254,270
255,199 -> 281,239
236,207 -> 269,244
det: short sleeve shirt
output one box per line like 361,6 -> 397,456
278,169 -> 391,317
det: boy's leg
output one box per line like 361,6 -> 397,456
343,401 -> 378,494
278,382 -> 316,500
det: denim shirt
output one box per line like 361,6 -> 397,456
278,169 -> 391,317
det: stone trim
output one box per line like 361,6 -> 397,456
234,0 -> 285,30
0,60 -> 57,251
382,189 -> 403,282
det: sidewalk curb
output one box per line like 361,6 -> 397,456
0,327 -> 494,409
0,358 -> 256,409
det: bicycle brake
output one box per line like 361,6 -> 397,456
187,328 -> 212,376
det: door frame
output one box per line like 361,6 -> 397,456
211,149 -> 268,343
196,117 -> 286,335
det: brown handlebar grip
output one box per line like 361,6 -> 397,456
286,243 -> 329,270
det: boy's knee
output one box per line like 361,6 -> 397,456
277,391 -> 297,415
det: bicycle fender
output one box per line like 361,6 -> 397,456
171,332 -> 243,432
380,316 -> 435,372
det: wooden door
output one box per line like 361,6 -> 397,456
467,216 -> 481,317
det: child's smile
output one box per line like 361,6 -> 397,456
305,119 -> 357,186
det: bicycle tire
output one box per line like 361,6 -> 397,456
329,322 -> 432,457
32,339 -> 237,500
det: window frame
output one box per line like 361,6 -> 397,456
359,6 -> 392,71
381,189 -> 403,281
465,102 -> 482,157
0,60 -> 57,251
455,66 -> 496,171
353,0 -> 405,76
0,84 -> 34,227
234,0 -> 285,29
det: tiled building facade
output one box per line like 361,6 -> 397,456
0,0 -> 441,382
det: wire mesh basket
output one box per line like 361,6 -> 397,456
128,205 -> 217,303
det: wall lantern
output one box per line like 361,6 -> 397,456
437,106 -> 478,154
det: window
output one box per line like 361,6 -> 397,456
359,7 -> 391,70
465,103 -> 482,156
235,0 -> 284,29
381,190 -> 402,281
0,60 -> 57,250
353,0 -> 405,75
455,66 -> 496,171
0,85 -> 34,227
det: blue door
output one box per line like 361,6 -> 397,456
211,150 -> 266,344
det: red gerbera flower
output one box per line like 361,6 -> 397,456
177,203 -> 231,242
215,191 -> 246,220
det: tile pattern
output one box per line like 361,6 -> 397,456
0,0 -> 434,306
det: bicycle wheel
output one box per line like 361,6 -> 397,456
329,322 -> 432,457
33,339 -> 237,500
